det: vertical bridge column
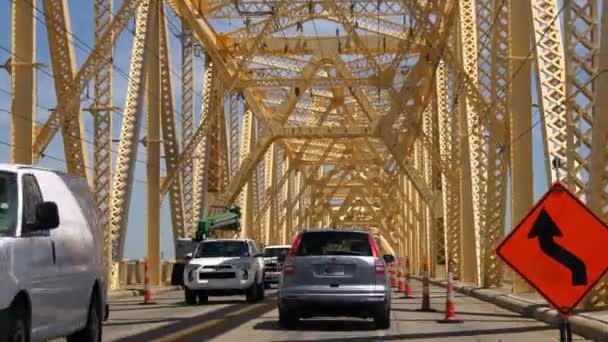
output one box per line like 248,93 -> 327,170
10,0 -> 35,164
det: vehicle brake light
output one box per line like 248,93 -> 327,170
283,262 -> 295,274
375,259 -> 386,275
368,234 -> 385,274
368,234 -> 381,257
283,233 -> 303,275
288,233 -> 303,257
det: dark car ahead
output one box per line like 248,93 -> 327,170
277,229 -> 394,329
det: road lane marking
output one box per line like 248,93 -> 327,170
155,302 -> 274,342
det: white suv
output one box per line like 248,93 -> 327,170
183,239 -> 265,304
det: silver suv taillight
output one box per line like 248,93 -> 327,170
282,233 -> 303,276
368,234 -> 385,275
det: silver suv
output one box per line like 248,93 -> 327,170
277,229 -> 394,329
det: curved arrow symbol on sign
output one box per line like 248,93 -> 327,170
528,208 -> 587,286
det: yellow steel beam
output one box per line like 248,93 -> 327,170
10,0 -> 35,164
190,65 -> 213,232
92,0 -> 115,287
43,0 -> 89,179
146,0 -> 161,286
33,0 -> 145,159
223,35 -> 424,56
586,11 -> 608,308
159,10 -> 186,241
109,0 -> 153,261
181,22 -> 196,235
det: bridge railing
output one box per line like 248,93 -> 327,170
113,260 -> 175,287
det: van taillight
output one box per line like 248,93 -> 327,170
283,233 -> 302,276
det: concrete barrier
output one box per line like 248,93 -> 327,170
114,260 -> 177,286
126,261 -> 139,285
162,261 -> 173,284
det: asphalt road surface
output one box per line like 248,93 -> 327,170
54,280 -> 590,341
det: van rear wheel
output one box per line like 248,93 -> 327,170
67,291 -> 102,342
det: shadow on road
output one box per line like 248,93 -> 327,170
451,310 -> 523,319
269,325 -> 553,342
254,319 -> 377,332
109,304 -> 184,312
104,318 -> 183,327
113,294 -> 278,342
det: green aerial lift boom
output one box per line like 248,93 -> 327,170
193,206 -> 242,241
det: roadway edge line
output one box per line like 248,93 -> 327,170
413,277 -> 608,341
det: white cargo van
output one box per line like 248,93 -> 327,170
0,164 -> 108,342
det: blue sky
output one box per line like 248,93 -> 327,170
0,0 -> 550,260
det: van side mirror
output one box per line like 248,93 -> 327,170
382,254 -> 395,264
277,254 -> 286,263
35,202 -> 59,230
185,252 -> 193,259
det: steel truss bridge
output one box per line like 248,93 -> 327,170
3,0 -> 608,310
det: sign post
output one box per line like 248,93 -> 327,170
559,314 -> 573,342
496,181 -> 608,341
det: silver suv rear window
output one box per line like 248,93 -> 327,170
296,231 -> 372,256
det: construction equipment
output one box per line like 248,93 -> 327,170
193,206 -> 242,241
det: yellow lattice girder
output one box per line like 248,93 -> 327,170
530,0 -> 567,184
159,11 -> 186,241
181,23 -> 196,234
109,0 -> 153,261
586,37 -> 608,308
33,0 -> 145,159
43,0 -> 89,180
92,0 -> 114,287
222,35 -> 425,56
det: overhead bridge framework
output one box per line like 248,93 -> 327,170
5,0 -> 608,310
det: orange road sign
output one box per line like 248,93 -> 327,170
496,181 -> 608,314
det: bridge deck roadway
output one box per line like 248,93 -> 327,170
56,281 -> 589,341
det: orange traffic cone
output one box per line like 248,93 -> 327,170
417,257 -> 436,312
403,256 -> 414,299
390,262 -> 397,288
438,260 -> 462,323
396,257 -> 405,292
140,257 -> 156,305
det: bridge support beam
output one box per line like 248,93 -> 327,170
10,0 -> 35,164
146,0 -> 161,286
508,0 -> 535,294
